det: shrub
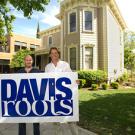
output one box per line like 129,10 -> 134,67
78,70 -> 107,87
117,73 -> 129,84
111,82 -> 119,89
101,83 -> 108,90
122,73 -> 129,80
78,79 -> 86,89
91,84 -> 98,90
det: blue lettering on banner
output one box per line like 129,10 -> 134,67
1,77 -> 73,117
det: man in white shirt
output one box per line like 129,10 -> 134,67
45,47 -> 78,135
45,47 -> 72,72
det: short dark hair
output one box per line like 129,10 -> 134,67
49,47 -> 60,56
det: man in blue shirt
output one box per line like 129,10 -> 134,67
17,55 -> 43,135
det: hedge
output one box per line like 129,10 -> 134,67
78,70 -> 107,87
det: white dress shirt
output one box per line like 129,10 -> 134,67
45,60 -> 72,72
45,60 -> 77,134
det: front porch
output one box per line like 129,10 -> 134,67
35,48 -> 50,71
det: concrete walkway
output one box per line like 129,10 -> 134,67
0,123 -> 97,135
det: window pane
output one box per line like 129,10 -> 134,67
70,23 -> 76,32
15,45 -> 20,52
70,13 -> 76,32
49,37 -> 52,45
85,22 -> 92,31
0,45 -> 9,52
70,13 -> 76,23
85,47 -> 93,55
85,11 -> 92,21
85,47 -> 93,69
21,46 -> 27,50
85,11 -> 92,30
70,48 -> 76,70
85,55 -> 91,69
30,48 -> 35,51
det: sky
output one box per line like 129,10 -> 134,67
11,0 -> 135,38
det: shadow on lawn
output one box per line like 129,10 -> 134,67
78,93 -> 135,135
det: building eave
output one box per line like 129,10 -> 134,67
39,25 -> 61,36
108,0 -> 127,30
55,14 -> 61,20
35,47 -> 49,55
59,0 -> 127,30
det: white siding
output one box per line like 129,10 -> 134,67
107,7 -> 123,79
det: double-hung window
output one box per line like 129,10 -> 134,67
69,12 -> 77,33
83,10 -> 93,31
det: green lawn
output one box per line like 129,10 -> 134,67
78,89 -> 135,135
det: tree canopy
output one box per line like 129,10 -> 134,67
124,31 -> 135,78
10,49 -> 33,68
124,31 -> 135,49
0,0 -> 110,46
124,48 -> 135,70
0,0 -> 50,45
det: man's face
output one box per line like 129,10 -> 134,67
50,49 -> 59,61
24,55 -> 33,68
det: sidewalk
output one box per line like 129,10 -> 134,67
0,123 -> 97,135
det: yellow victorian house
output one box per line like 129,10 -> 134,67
35,0 -> 126,79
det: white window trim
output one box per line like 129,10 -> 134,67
68,9 -> 78,34
83,44 -> 94,70
83,8 -> 94,32
68,45 -> 78,70
48,35 -> 53,47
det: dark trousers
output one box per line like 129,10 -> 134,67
18,123 -> 40,135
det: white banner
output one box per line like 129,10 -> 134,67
0,72 -> 79,123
